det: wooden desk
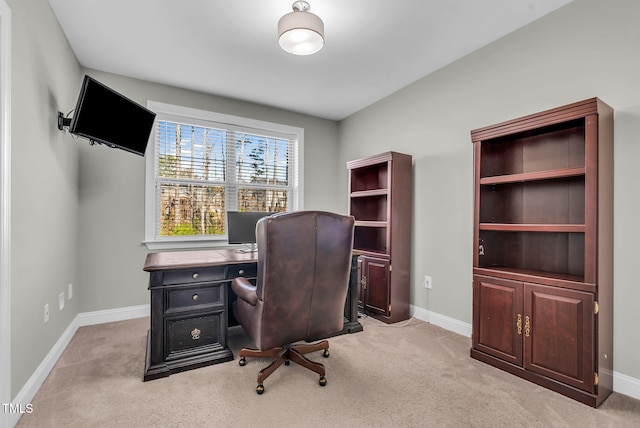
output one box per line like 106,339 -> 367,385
142,249 -> 362,381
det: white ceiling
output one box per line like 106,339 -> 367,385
48,0 -> 572,121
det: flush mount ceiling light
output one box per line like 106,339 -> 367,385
278,1 -> 324,55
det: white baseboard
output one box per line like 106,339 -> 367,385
613,370 -> 640,401
8,305 -> 149,428
410,304 -> 472,338
76,304 -> 149,327
410,304 -> 640,401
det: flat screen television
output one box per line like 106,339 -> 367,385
68,75 -> 156,156
227,211 -> 276,252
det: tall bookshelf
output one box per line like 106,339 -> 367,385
470,98 -> 613,407
347,151 -> 412,323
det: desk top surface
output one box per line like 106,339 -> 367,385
144,249 -> 257,271
144,248 -> 363,272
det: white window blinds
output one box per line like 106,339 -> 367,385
155,121 -> 227,237
233,132 -> 293,213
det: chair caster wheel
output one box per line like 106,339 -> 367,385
239,357 -> 246,366
256,384 -> 265,395
319,376 -> 327,386
285,360 -> 290,366
323,349 -> 330,358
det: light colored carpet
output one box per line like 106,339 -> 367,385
15,316 -> 640,427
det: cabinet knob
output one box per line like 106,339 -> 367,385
192,272 -> 199,279
192,294 -> 199,301
238,269 -> 245,275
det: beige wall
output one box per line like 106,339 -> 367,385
8,0 -> 82,394
338,0 -> 640,380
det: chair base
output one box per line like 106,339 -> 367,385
238,340 -> 330,394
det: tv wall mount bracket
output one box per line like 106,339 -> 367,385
57,111 -> 104,147
57,111 -> 72,131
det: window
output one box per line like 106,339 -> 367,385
145,102 -> 303,249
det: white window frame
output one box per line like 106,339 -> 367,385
144,101 -> 304,250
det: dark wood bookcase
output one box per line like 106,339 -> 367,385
470,98 -> 614,407
347,151 -> 412,323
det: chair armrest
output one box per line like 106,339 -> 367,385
231,277 -> 259,306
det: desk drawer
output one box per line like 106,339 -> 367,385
166,313 -> 225,357
163,267 -> 226,285
227,263 -> 257,279
167,284 -> 223,312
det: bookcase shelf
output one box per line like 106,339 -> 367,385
349,162 -> 389,192
479,224 -> 585,232
355,221 -> 387,228
350,196 -> 388,223
350,189 -> 389,197
479,175 -> 585,225
473,266 -> 587,290
479,167 -> 585,185
353,225 -> 388,253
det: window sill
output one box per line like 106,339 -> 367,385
142,238 -> 232,252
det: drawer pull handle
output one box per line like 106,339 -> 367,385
238,269 -> 245,275
192,272 -> 199,279
191,328 -> 201,340
192,294 -> 199,301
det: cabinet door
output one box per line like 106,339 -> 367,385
473,275 -> 523,366
361,256 -> 390,317
524,283 -> 595,393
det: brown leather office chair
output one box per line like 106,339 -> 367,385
231,211 -> 355,394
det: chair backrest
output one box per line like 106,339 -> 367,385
254,211 -> 354,349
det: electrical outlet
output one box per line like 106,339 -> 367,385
44,304 -> 49,323
424,275 -> 433,289
58,292 -> 65,310
68,283 -> 73,300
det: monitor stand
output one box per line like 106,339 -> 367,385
235,243 -> 257,253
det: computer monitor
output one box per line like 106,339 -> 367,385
227,211 -> 276,252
